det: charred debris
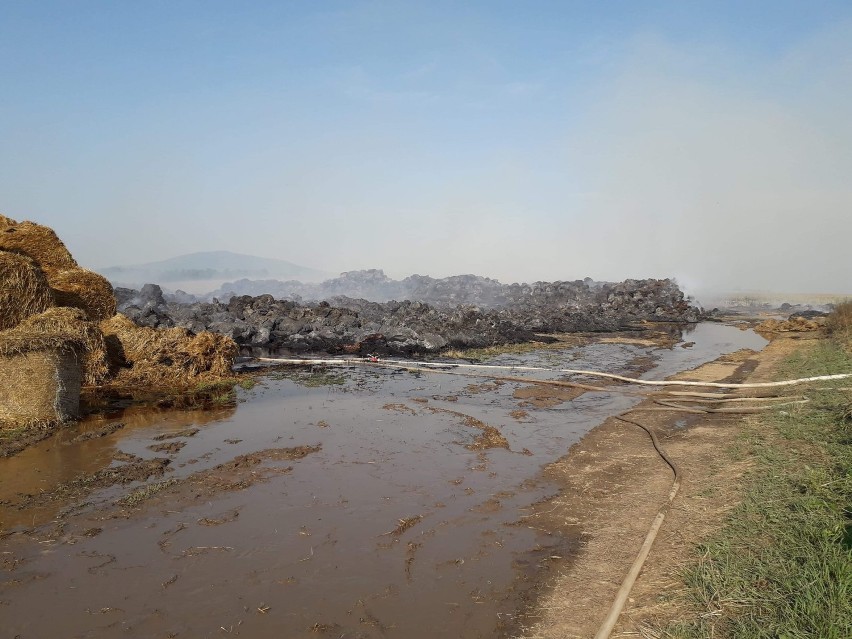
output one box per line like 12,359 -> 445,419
116,275 -> 702,358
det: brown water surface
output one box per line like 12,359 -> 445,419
0,324 -> 766,638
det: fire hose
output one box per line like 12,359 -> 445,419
253,356 -> 852,389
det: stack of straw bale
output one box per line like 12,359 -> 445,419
0,217 -> 78,273
0,213 -> 238,429
0,215 -> 116,321
0,215 -> 87,420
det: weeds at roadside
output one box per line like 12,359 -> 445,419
826,299 -> 852,342
663,329 -> 852,638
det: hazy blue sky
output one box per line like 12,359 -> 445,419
2,1 -> 850,294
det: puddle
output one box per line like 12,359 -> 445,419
0,323 -> 765,638
639,322 -> 766,380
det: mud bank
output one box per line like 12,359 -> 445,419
0,324 -> 762,638
116,277 -> 700,357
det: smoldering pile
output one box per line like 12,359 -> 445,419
0,214 -> 238,426
118,275 -> 702,358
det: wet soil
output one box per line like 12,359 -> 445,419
4,456 -> 172,514
0,325 -> 766,639
424,406 -> 511,450
147,440 -> 186,454
513,384 -> 586,408
0,423 -> 56,459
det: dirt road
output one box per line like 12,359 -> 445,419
515,332 -> 812,638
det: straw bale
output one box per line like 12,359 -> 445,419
756,316 -> 825,333
0,340 -> 82,422
0,219 -> 77,276
0,250 -> 54,330
16,308 -> 111,385
50,267 -> 117,322
100,313 -> 238,387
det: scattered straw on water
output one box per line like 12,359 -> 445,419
382,515 -> 423,537
466,424 -> 510,450
118,478 -> 179,507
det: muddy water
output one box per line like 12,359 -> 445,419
0,324 -> 765,638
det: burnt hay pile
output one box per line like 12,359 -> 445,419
0,214 -> 238,426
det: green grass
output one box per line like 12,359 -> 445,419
441,342 -> 546,361
192,379 -> 238,394
665,337 -> 852,638
268,369 -> 346,387
439,337 -> 582,362
170,378 -> 242,408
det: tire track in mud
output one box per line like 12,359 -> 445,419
3,443 -> 322,527
116,444 -> 323,513
382,399 -> 513,451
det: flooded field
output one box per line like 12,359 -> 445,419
0,324 -> 766,638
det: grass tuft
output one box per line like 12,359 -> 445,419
237,378 -> 257,390
118,478 -> 179,507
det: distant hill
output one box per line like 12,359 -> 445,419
99,251 -> 333,293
